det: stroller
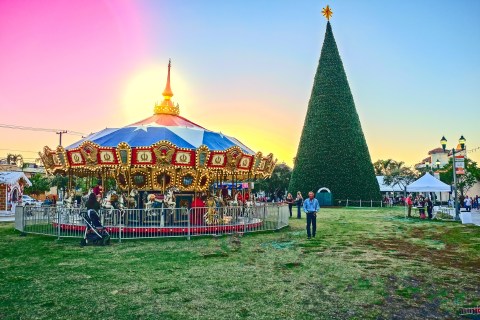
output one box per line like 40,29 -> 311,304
80,209 -> 111,246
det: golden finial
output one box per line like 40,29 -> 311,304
322,5 -> 333,21
154,59 -> 180,115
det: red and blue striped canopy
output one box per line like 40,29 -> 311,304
66,114 -> 255,155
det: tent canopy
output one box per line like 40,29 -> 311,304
406,173 -> 451,192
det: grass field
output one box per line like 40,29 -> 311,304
1,207 -> 479,320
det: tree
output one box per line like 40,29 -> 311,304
439,158 -> 480,196
6,153 -> 23,168
24,174 -> 50,196
256,164 -> 292,199
289,21 -> 381,201
49,174 -> 69,190
383,167 -> 418,192
373,159 -> 405,176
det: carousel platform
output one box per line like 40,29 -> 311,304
53,217 -> 263,235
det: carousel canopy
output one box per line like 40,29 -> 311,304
39,60 -> 276,192
66,115 -> 254,154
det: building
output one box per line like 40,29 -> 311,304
0,171 -> 32,211
414,145 -> 479,201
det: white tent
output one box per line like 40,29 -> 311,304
406,173 -> 451,192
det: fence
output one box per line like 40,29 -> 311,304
336,200 -> 384,208
15,203 -> 290,241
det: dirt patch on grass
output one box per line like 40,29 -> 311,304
366,236 -> 478,273
377,274 -> 452,320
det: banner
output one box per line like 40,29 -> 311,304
455,156 -> 465,175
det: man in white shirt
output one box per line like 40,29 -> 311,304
464,196 -> 472,212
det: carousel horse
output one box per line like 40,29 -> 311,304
120,189 -> 138,209
101,191 -> 116,209
163,188 -> 177,209
144,194 -> 163,217
123,194 -> 136,209
227,192 -> 240,207
100,192 -> 123,225
63,190 -> 76,208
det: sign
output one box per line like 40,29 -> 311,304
132,149 -> 153,164
70,152 -> 84,165
455,156 -> 465,175
173,151 -> 194,166
99,150 -> 116,164
209,153 -> 226,167
214,183 -> 251,190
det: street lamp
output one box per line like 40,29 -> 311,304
440,135 -> 466,220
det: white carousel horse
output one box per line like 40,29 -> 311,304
63,190 -> 76,208
163,189 -> 177,209
227,193 -> 239,207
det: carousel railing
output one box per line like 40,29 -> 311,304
15,203 -> 290,241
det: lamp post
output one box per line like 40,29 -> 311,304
440,135 -> 466,220
425,160 -> 430,172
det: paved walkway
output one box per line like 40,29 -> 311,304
0,210 -> 15,222
471,209 -> 480,226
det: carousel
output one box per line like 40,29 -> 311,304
38,61 -> 277,235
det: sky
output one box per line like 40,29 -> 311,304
1,0 -> 479,167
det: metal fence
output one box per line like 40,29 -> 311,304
15,204 -> 290,241
336,200 -> 384,208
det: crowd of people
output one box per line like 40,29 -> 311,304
458,195 -> 479,212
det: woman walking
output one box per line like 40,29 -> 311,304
295,191 -> 303,219
286,193 -> 294,218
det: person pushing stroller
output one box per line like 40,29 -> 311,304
80,193 -> 110,246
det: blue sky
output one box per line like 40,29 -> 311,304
2,0 -> 479,165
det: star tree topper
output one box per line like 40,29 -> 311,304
322,5 -> 333,20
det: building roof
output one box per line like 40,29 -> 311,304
428,148 -> 445,155
0,171 -> 32,186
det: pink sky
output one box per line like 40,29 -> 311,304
0,0 -> 148,132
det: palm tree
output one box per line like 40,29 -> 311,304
6,154 -> 24,168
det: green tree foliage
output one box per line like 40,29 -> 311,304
24,174 -> 50,196
256,164 -> 292,199
289,22 -> 381,201
6,153 -> 23,167
383,166 -> 418,191
440,158 -> 480,196
373,159 -> 405,176
49,174 -> 69,189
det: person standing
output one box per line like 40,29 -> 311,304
286,193 -> 294,217
425,197 -> 433,219
86,193 -> 101,212
417,197 -> 426,219
295,191 -> 303,219
303,191 -> 319,239
406,194 -> 413,218
464,195 -> 472,212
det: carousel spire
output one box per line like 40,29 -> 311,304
154,59 -> 180,115
162,59 -> 173,98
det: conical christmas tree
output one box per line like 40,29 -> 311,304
289,20 -> 381,202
